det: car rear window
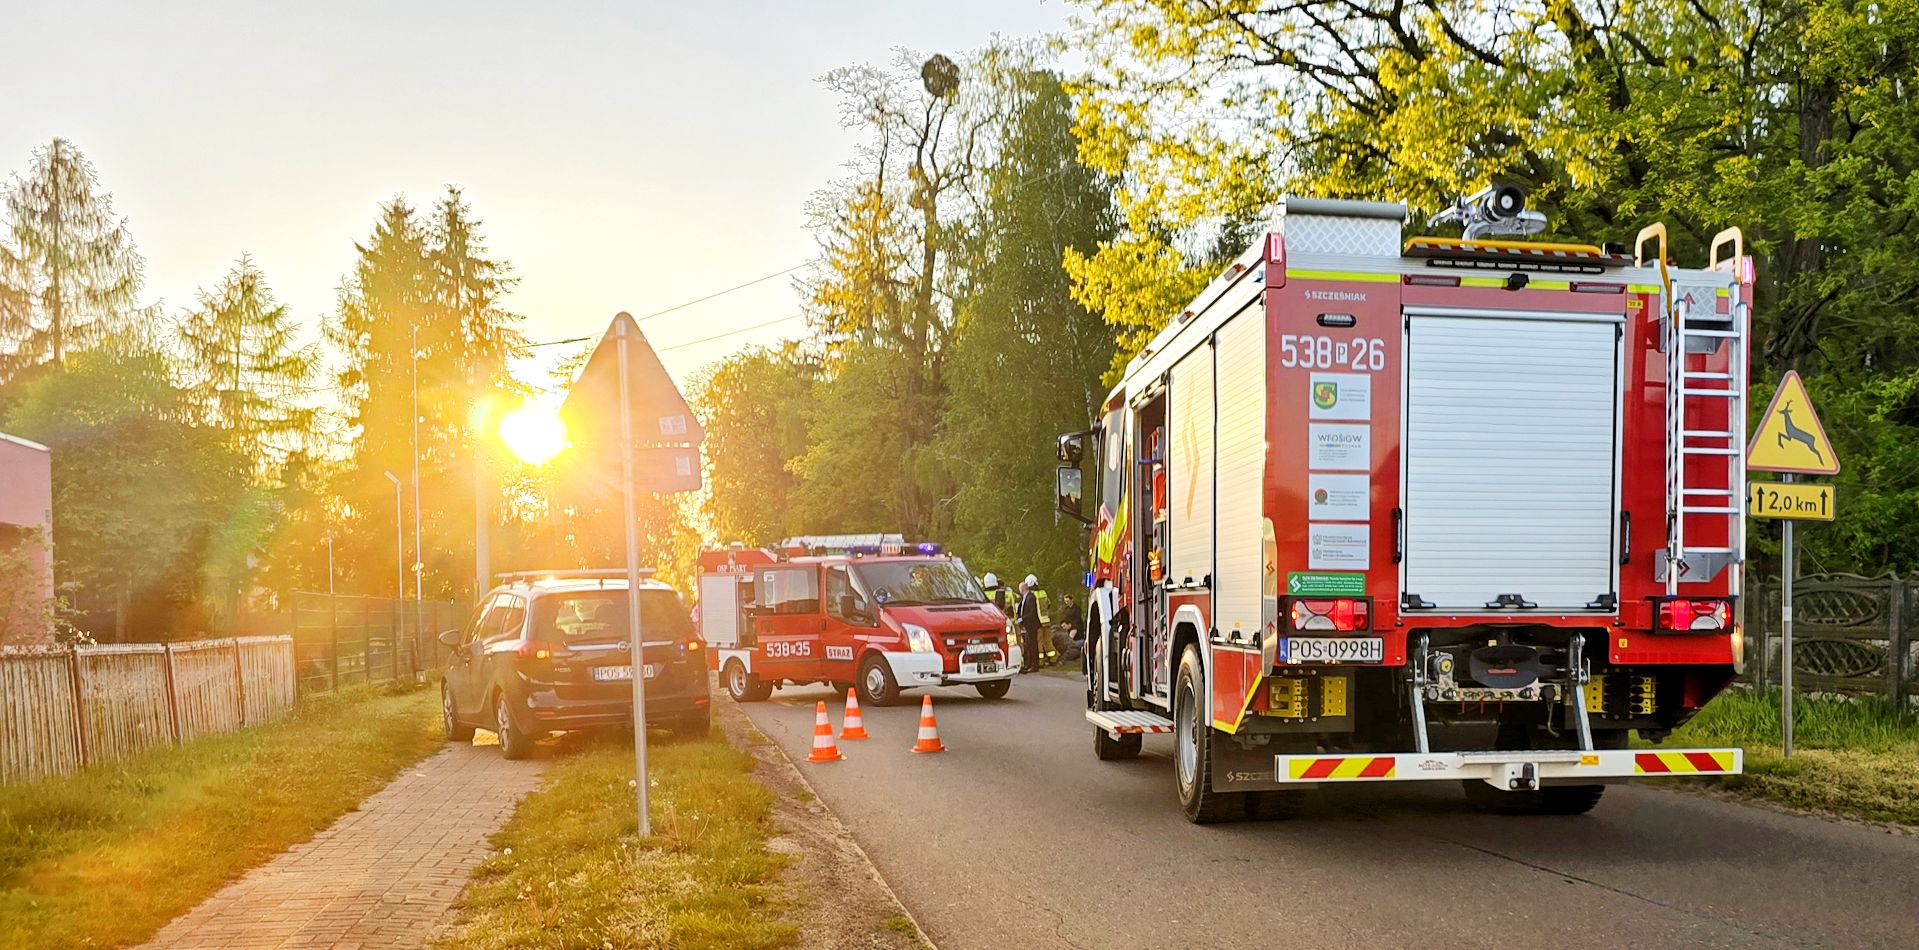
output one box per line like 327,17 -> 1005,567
529,590 -> 694,641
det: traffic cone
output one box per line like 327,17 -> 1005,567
910,694 -> 946,754
840,688 -> 870,740
807,701 -> 844,762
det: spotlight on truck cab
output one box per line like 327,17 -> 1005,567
1428,184 -> 1547,240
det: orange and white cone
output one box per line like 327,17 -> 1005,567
840,688 -> 870,740
807,700 -> 844,762
910,694 -> 946,754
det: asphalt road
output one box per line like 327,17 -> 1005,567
739,672 -> 1919,950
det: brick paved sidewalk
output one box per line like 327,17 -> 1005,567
142,740 -> 545,950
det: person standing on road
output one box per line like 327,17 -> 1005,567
1018,575 -> 1042,673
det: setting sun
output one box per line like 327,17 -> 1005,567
497,404 -> 567,465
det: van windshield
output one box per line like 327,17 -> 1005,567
852,560 -> 984,607
528,590 -> 694,641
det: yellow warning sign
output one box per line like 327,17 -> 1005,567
1746,371 -> 1839,475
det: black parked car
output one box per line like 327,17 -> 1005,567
439,571 -> 711,758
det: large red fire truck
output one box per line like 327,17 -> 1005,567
1055,190 -> 1747,821
697,536 -> 1021,706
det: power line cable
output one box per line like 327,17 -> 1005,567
658,313 -> 809,352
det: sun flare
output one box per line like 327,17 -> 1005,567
498,404 -> 567,465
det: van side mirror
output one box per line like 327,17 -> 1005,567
1056,466 -> 1091,525
1057,430 -> 1091,464
838,594 -> 871,624
438,628 -> 461,648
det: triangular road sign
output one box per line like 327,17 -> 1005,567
1747,371 -> 1839,475
557,312 -> 704,494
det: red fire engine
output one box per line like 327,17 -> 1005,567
1055,189 -> 1747,821
697,536 -> 1022,706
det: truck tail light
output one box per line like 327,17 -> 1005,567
1654,598 -> 1732,632
1287,598 -> 1372,632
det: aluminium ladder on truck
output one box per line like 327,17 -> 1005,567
1640,224 -> 1749,597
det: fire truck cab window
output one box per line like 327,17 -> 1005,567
824,566 -> 868,622
853,559 -> 983,607
760,568 -> 820,615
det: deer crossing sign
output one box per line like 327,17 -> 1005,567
1746,371 -> 1839,476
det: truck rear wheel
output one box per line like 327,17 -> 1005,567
1540,785 -> 1606,815
1173,645 -> 1245,824
1093,726 -> 1142,760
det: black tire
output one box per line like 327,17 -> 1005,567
1461,779 -> 1546,815
1093,726 -> 1142,761
975,679 -> 1011,700
442,683 -> 475,742
831,680 -> 855,698
495,692 -> 535,760
672,706 -> 712,741
1173,645 -> 1245,823
1540,785 -> 1607,815
857,655 -> 900,707
1248,790 -> 1307,821
724,660 -> 772,703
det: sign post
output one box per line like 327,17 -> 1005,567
559,312 -> 705,835
1745,370 -> 1839,760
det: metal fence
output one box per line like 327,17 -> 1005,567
287,592 -> 463,694
0,635 -> 296,785
1744,573 -> 1918,706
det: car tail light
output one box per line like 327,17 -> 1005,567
1287,598 -> 1371,632
681,637 -> 704,654
1655,598 -> 1732,632
516,639 -> 564,660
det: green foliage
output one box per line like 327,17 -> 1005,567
1662,689 -> 1919,825
440,733 -> 796,950
1067,0 -> 1919,575
939,68 -> 1118,594
327,190 -> 525,601
0,686 -> 441,948
0,138 -> 144,378
176,254 -> 321,467
692,347 -> 814,545
3,342 -> 253,640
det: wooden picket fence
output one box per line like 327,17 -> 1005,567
0,635 -> 295,785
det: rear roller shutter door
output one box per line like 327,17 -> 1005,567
1402,312 -> 1620,611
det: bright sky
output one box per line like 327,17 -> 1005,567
1,0 -> 1070,396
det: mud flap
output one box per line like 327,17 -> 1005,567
1211,731 -> 1292,793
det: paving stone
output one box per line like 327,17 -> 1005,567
141,743 -> 542,949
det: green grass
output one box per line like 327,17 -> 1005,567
0,684 -> 442,948
1659,688 -> 1919,824
437,732 -> 796,950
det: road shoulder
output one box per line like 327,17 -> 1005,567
716,695 -> 931,950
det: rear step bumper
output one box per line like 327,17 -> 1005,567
1088,709 -> 1175,737
1272,748 -> 1742,789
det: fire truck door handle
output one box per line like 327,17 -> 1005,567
1619,512 -> 1632,566
1392,508 -> 1404,564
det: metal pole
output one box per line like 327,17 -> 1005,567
385,472 -> 404,654
411,327 -> 426,668
475,438 -> 490,599
326,534 -> 335,596
617,319 -> 651,836
1781,472 -> 1795,759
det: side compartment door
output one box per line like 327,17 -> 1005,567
1165,340 -> 1217,701
753,566 -> 823,682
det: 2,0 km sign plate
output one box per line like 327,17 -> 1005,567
1749,481 -> 1835,521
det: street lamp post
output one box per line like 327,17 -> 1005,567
410,328 -> 426,667
384,472 -> 404,642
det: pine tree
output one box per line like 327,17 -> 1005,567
0,138 -> 144,378
176,255 -> 320,466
